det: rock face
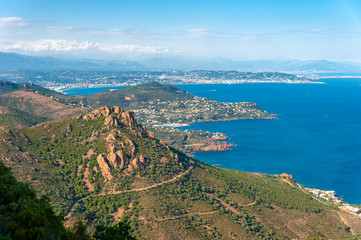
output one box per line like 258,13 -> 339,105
96,154 -> 113,181
107,146 -> 128,169
104,116 -> 119,126
195,142 -> 235,152
121,111 -> 137,126
280,173 -> 293,180
79,106 -> 184,180
82,106 -> 122,121
132,155 -> 146,169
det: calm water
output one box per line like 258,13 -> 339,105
66,79 -> 361,203
177,79 -> 361,204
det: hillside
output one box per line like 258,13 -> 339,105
0,89 -> 87,120
0,105 -> 48,128
80,82 -> 194,108
0,81 -> 256,154
79,82 -> 275,125
0,80 -> 73,101
0,80 -> 87,127
1,106 -> 360,239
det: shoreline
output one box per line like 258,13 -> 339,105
152,114 -> 277,128
184,115 -> 278,125
54,81 -> 324,93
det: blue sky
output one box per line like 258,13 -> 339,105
1,0 -> 361,61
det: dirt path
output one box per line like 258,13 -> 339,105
280,178 -> 294,186
64,165 -> 193,218
205,193 -> 256,215
153,211 -> 218,221
336,210 -> 355,234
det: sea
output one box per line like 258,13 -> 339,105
64,78 -> 361,204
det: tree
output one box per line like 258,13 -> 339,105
93,221 -> 136,240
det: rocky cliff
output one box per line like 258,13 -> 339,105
195,142 -> 235,152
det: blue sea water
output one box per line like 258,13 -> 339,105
65,79 -> 361,203
176,79 -> 361,204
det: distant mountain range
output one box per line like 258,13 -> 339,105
1,51 -> 361,73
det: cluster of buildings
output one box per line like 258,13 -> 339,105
305,188 -> 361,218
0,69 -> 314,92
133,98 -> 268,126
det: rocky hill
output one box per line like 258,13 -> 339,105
1,106 -> 360,239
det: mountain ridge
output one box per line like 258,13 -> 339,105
1,51 -> 361,73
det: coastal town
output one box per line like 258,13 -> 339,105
305,187 -> 361,218
0,69 -> 317,91
280,173 -> 361,219
132,97 -> 275,126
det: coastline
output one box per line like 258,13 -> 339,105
152,115 -> 277,128
55,81 -> 324,93
184,115 -> 278,125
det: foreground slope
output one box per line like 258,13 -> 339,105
0,106 -> 360,239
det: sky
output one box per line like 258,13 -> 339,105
1,0 -> 361,61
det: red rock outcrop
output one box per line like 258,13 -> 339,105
96,154 -> 113,181
131,155 -> 146,169
280,173 -> 293,180
124,137 -> 136,156
195,142 -> 234,152
104,115 -> 119,126
121,111 -> 137,126
81,106 -> 123,121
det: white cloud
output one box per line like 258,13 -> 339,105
0,39 -> 91,51
0,17 -> 28,27
182,28 -> 209,37
0,39 -> 171,54
97,43 -> 169,54
183,28 -> 208,33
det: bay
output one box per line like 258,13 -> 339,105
177,79 -> 361,204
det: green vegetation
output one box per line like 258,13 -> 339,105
0,82 -> 359,239
0,80 -> 76,104
0,107 -> 189,215
0,161 -> 65,239
0,160 -> 137,240
1,106 -> 359,239
79,82 -> 194,109
0,106 -> 48,128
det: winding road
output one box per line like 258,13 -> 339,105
64,165 -> 193,218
